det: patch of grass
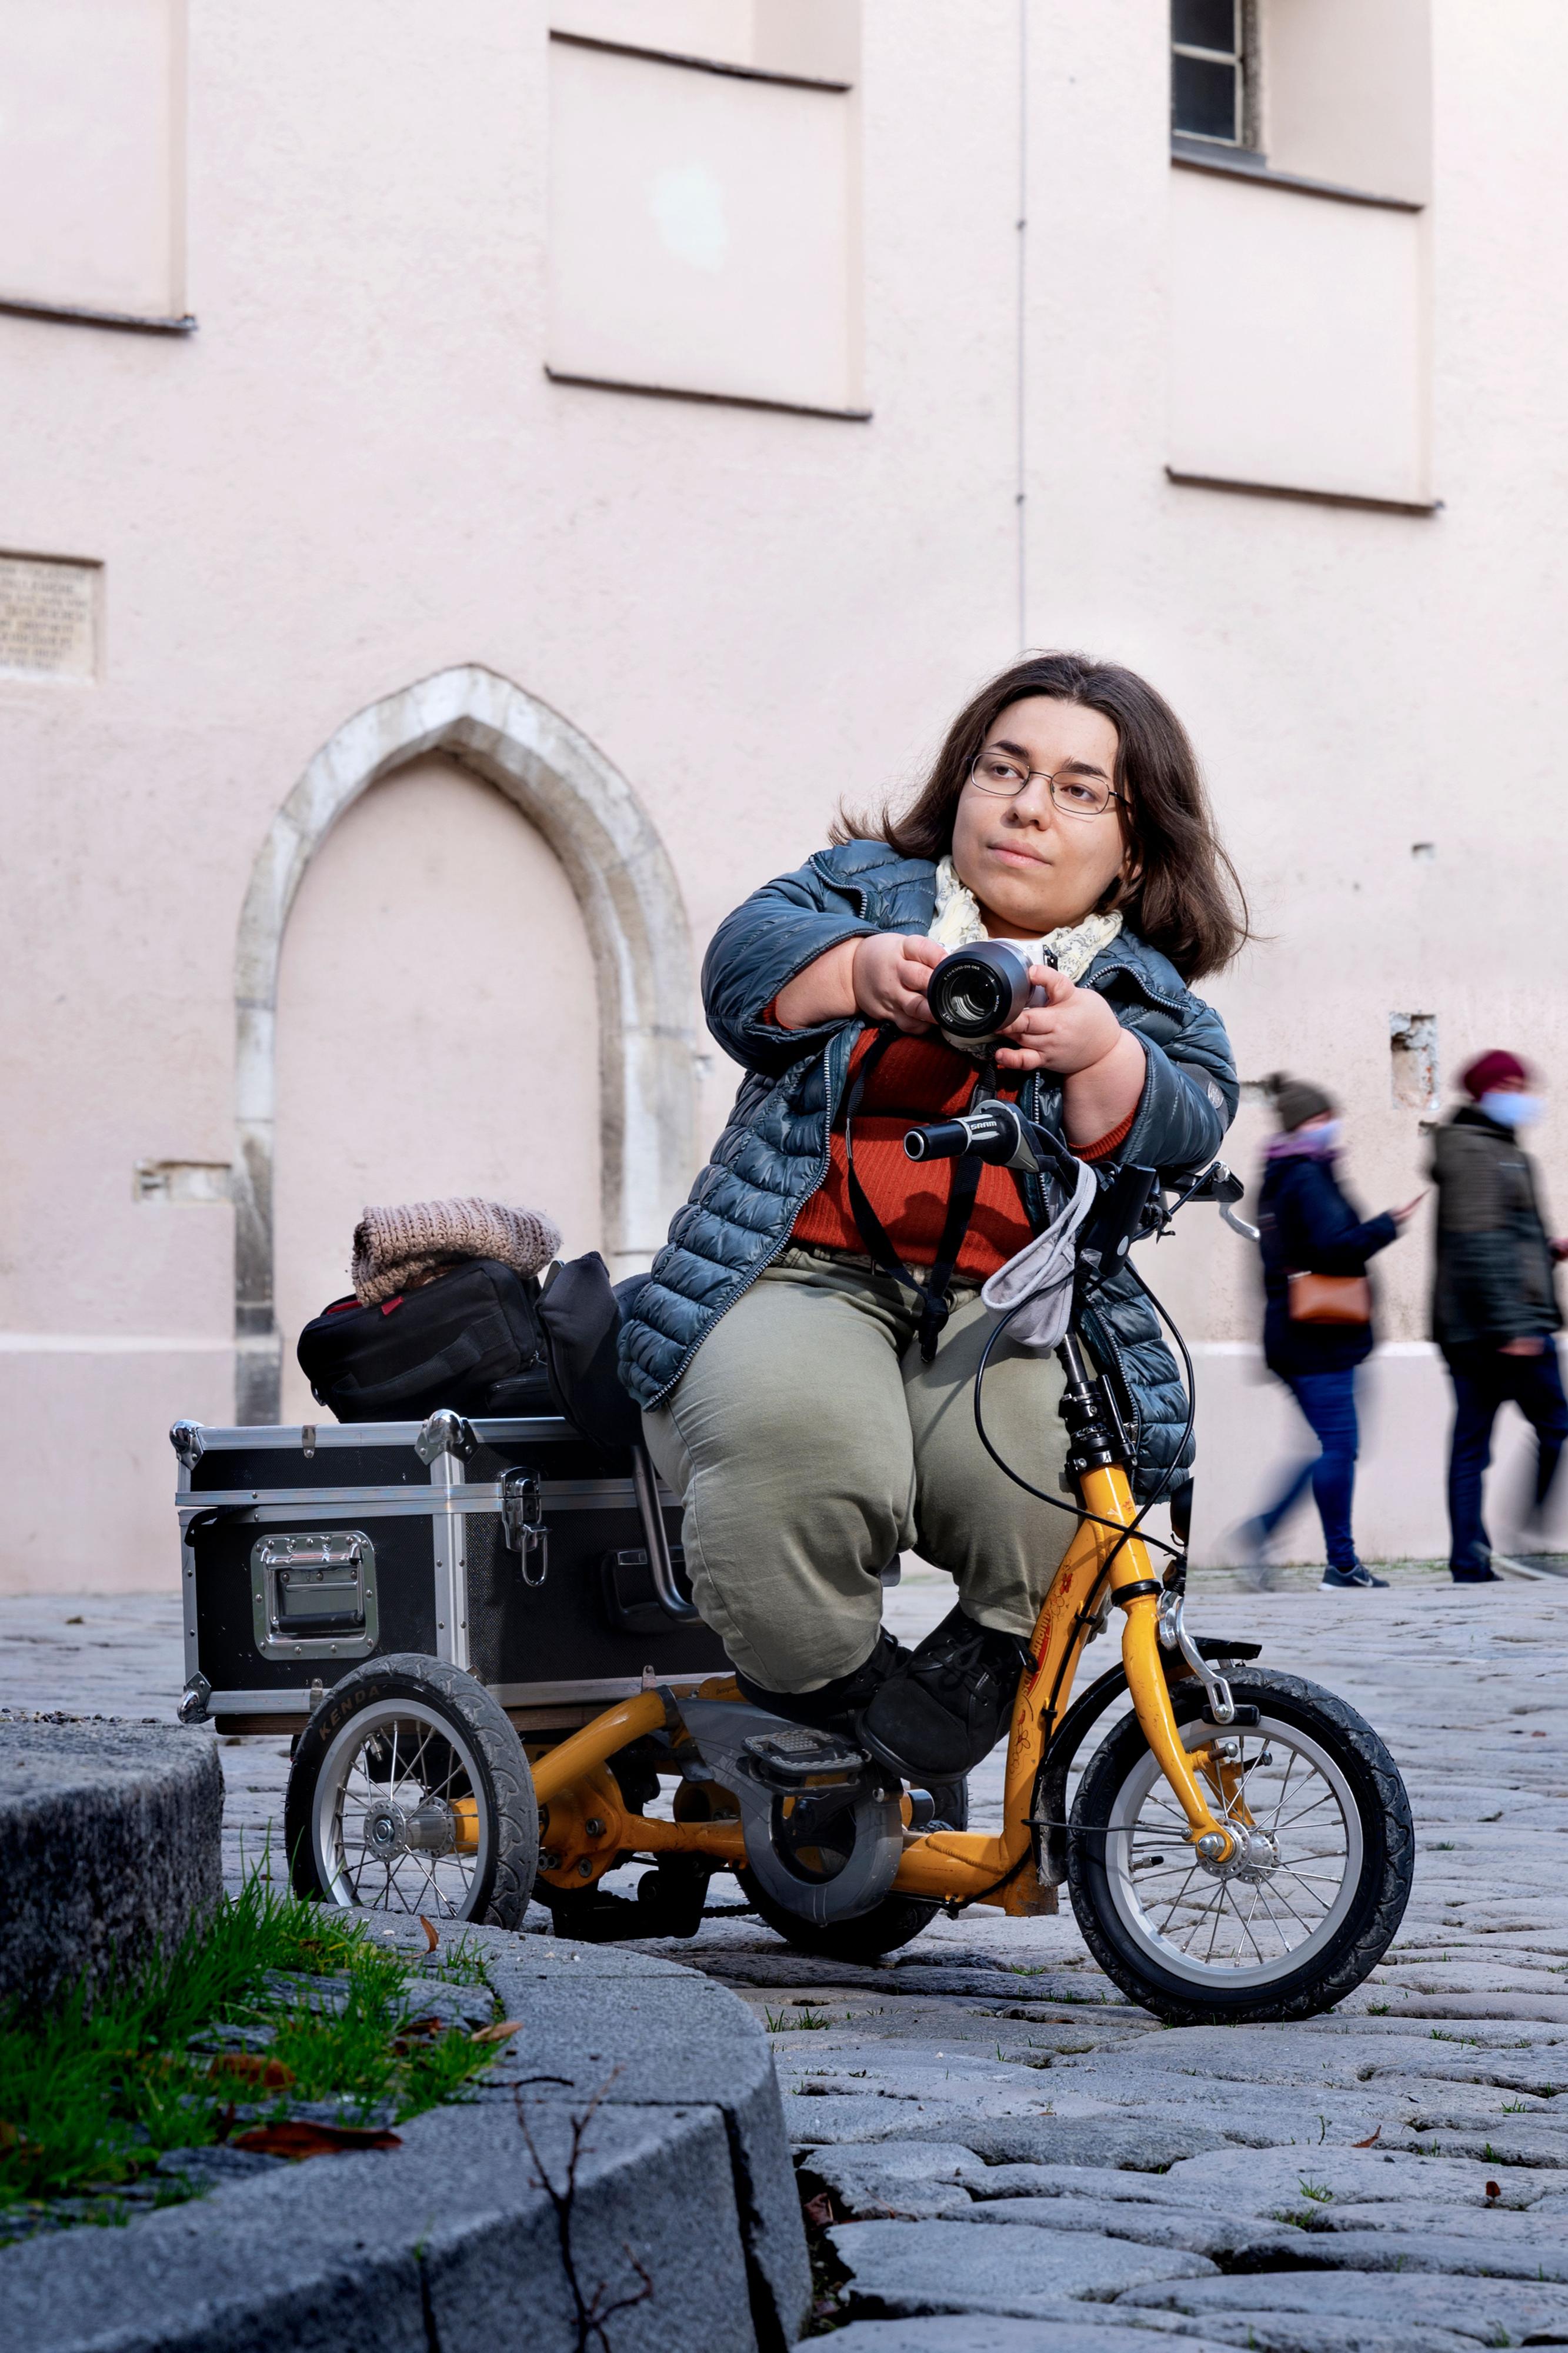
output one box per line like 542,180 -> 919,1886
1501,2099 -> 1532,2113
1296,2177 -> 1333,2203
0,1872 -> 501,2230
765,2007 -> 835,2033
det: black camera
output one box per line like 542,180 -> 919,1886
926,940 -> 1055,1050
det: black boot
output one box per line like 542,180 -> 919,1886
858,1606 -> 1030,1779
736,1628 -> 909,1730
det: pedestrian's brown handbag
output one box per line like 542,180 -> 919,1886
1287,1271 -> 1372,1325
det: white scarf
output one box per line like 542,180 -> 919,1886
929,854 -> 1123,981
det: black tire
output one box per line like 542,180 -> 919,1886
1066,1669 -> 1412,2025
738,1871 -> 939,1962
285,1653 -> 538,1928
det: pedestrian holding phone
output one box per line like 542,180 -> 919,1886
1237,1076 -> 1422,1591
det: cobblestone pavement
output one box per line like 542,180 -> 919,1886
5,1565 -> 1567,2351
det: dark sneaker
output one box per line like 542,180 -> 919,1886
1320,1563 -> 1389,1590
1450,1562 -> 1503,1584
858,1606 -> 1031,1779
736,1627 -> 909,1730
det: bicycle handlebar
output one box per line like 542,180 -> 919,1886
902,1106 -> 1019,1164
903,1109 -> 1249,1267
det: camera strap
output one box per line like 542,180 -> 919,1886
842,1025 -> 987,1362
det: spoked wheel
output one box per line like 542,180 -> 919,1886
285,1654 -> 538,1927
1067,1670 -> 1412,2024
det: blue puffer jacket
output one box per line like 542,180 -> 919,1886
619,840 -> 1239,1497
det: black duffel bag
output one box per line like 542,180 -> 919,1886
535,1252 -> 648,1452
297,1257 -> 554,1423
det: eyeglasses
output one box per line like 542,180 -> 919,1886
968,752 -> 1124,819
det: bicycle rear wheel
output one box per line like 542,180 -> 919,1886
1066,1669 -> 1412,2024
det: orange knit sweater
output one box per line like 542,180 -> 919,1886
790,1031 -> 1132,1279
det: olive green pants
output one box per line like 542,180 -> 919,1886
641,1245 -> 1071,1693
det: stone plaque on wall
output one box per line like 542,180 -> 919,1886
0,555 -> 98,682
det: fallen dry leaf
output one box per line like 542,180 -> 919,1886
232,2119 -> 402,2161
419,1916 -> 439,1953
208,2054 -> 296,2091
1486,2179 -> 1502,2201
470,2018 -> 523,2046
1351,2125 -> 1382,2149
802,2191 -> 835,2229
391,2015 -> 445,2054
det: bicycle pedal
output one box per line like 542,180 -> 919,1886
742,1725 -> 869,1789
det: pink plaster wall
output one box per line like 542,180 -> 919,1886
2,1 -> 1566,1589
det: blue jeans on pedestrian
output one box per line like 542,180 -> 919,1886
1257,1367 -> 1360,1571
1444,1340 -> 1568,1574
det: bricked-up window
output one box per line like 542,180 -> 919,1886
1172,0 -> 1247,146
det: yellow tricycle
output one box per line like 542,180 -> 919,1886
280,1126 -> 1413,2027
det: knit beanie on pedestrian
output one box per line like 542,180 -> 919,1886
1460,1049 -> 1529,1101
351,1197 -> 563,1306
1266,1074 -> 1336,1134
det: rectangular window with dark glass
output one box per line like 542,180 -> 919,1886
1172,0 -> 1245,146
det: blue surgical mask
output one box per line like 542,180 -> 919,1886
1479,1091 -> 1541,1129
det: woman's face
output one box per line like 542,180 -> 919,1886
949,696 -> 1130,937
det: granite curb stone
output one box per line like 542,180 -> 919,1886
0,1928 -> 809,2353
0,1719 -> 222,2006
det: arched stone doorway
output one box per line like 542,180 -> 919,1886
233,665 -> 696,1423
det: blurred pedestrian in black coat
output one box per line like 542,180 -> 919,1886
1431,1049 -> 1568,1582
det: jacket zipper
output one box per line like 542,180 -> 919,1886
645,1015 -> 868,1409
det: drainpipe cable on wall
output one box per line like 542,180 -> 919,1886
1016,0 -> 1029,649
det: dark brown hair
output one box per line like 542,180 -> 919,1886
833,652 -> 1250,980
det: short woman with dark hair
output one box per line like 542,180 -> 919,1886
620,654 -> 1246,1778
1242,1078 -> 1422,1591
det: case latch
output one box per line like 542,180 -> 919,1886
500,1468 -> 548,1588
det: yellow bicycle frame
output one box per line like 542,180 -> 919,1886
527,1457 -> 1236,1905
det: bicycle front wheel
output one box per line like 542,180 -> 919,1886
1066,1669 -> 1412,2024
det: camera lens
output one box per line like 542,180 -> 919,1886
933,971 -> 1007,1034
928,945 -> 1030,1040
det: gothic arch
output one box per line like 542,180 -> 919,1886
233,664 -> 697,1422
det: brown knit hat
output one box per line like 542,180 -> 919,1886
351,1197 -> 563,1306
1266,1073 -> 1337,1133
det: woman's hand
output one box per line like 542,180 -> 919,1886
993,964 -> 1146,1145
852,932 -> 942,1032
992,964 -> 1123,1075
772,931 -> 942,1033
1392,1193 -> 1427,1228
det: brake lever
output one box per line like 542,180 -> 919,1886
1220,1200 -> 1261,1241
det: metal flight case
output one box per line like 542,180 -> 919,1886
172,1407 -> 729,1737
